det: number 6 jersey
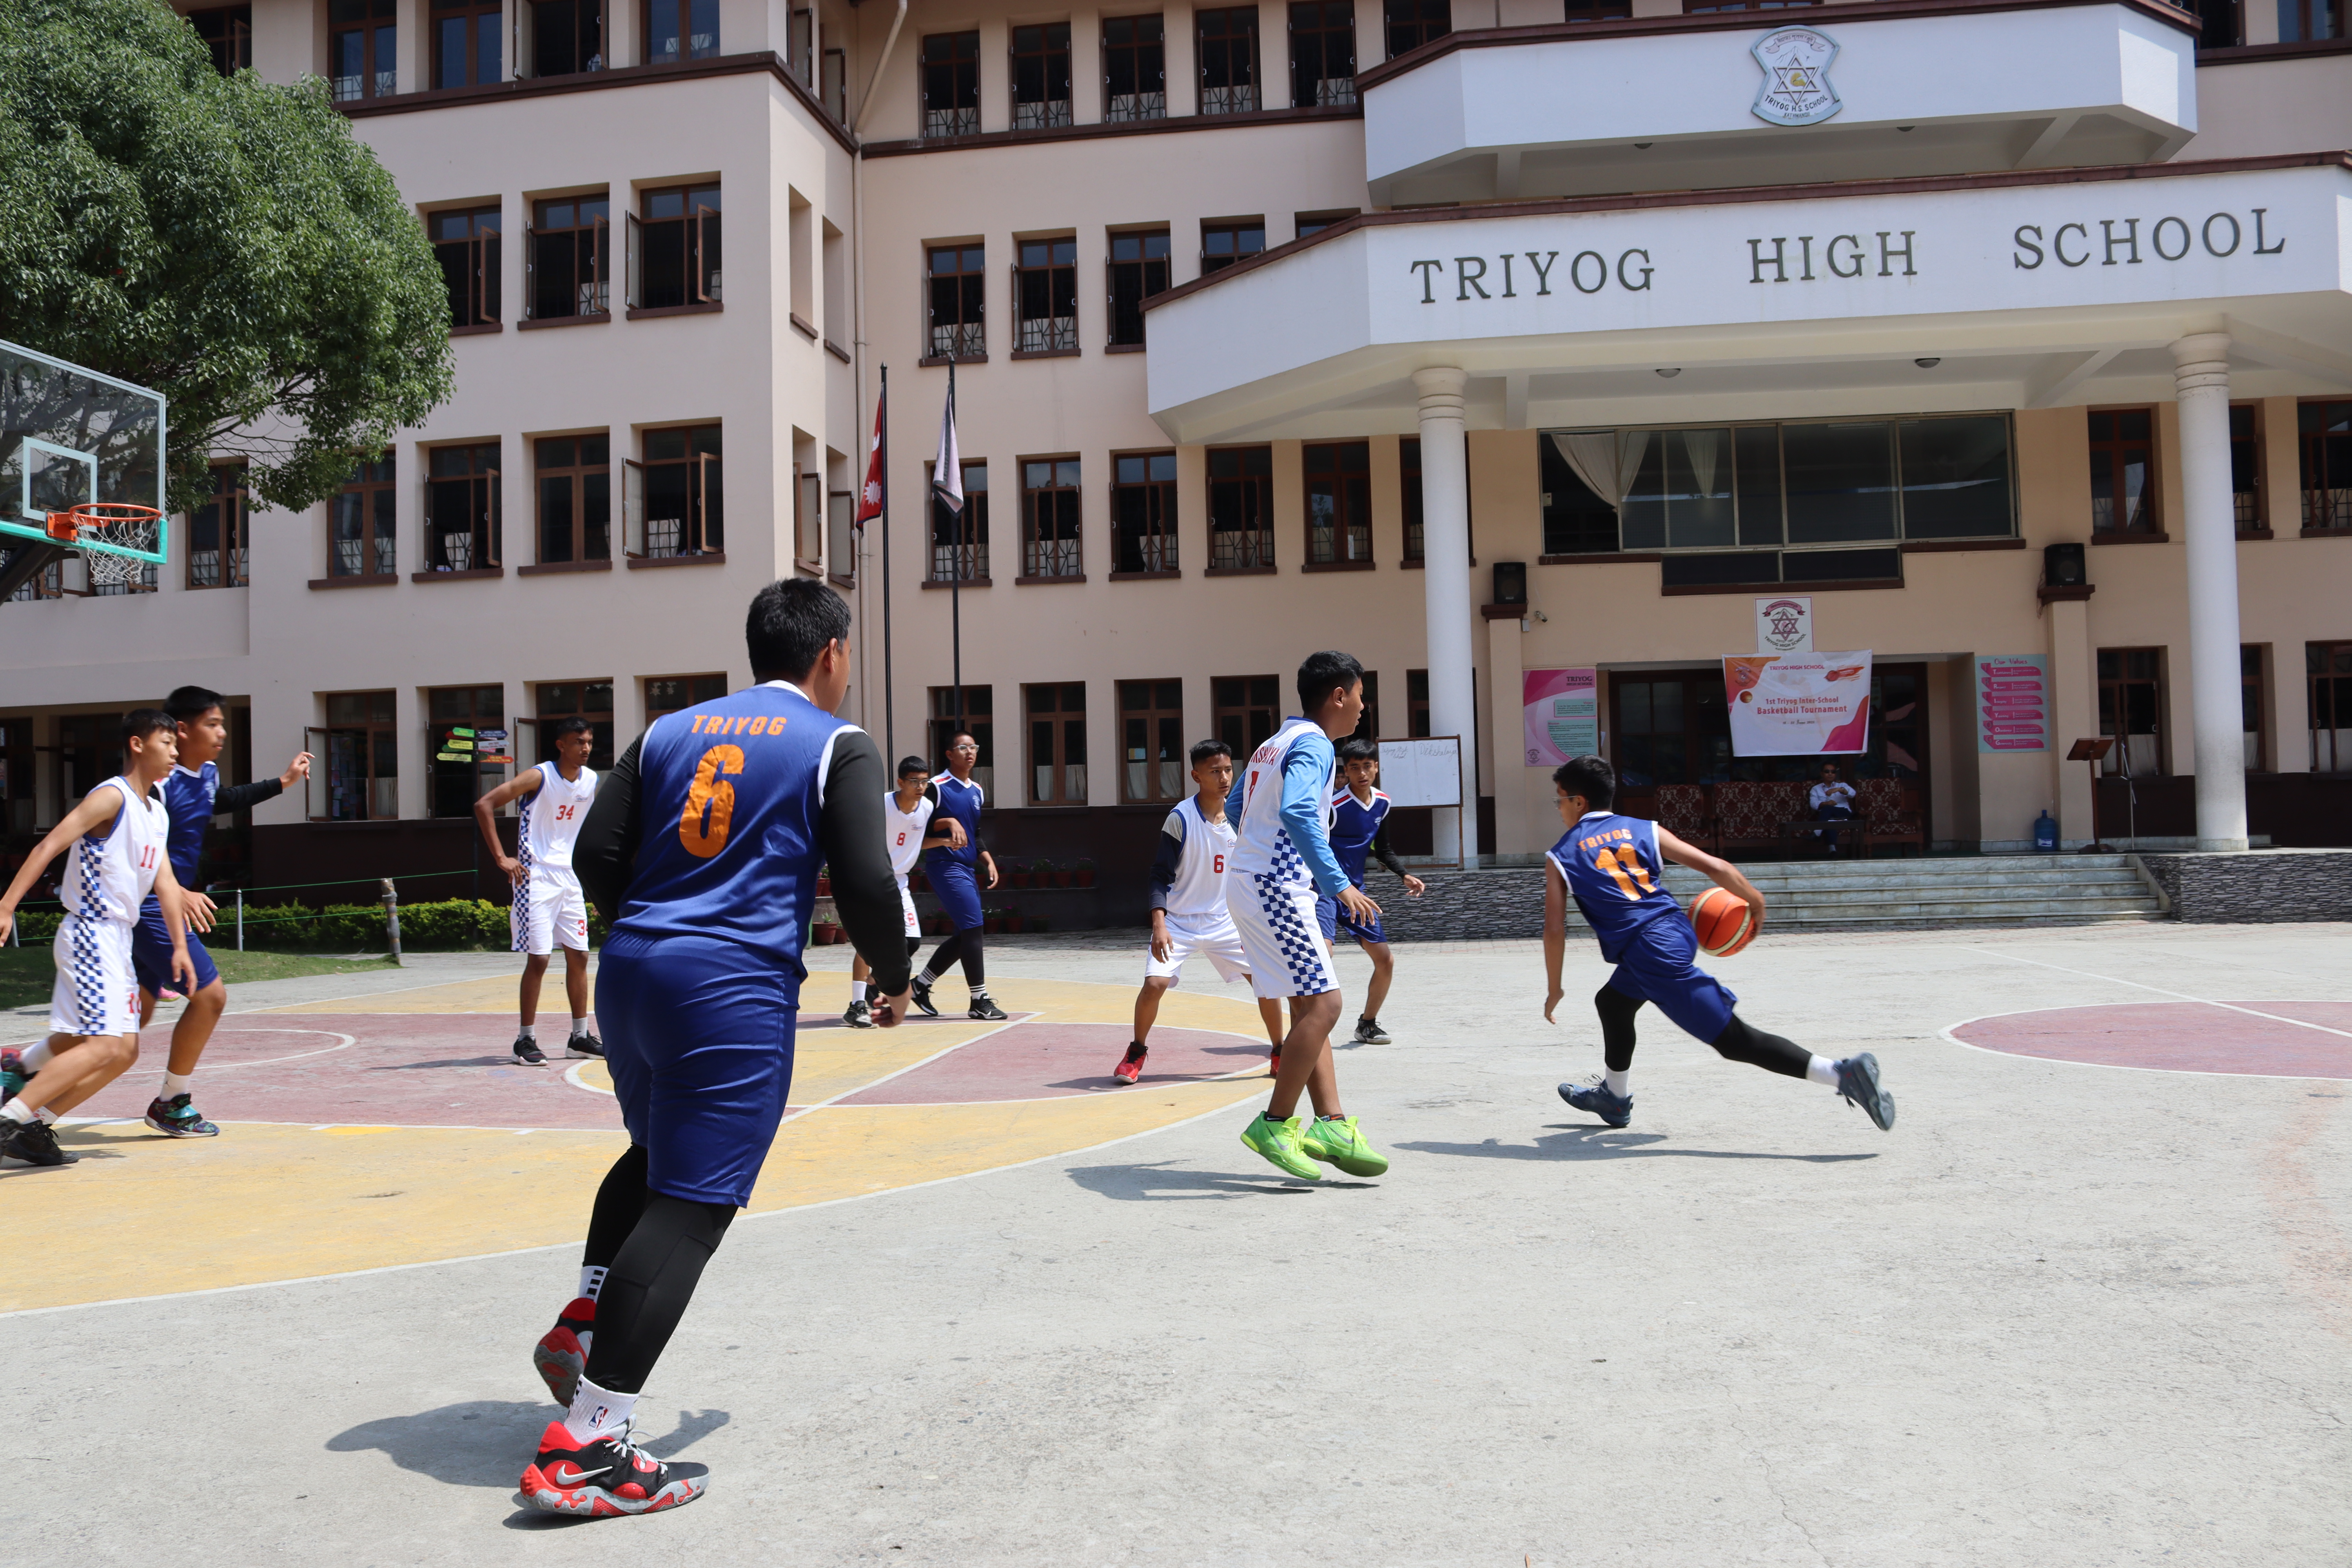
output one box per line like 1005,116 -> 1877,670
1547,810 -> 1681,963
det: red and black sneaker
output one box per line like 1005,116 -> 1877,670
532,1297 -> 596,1405
519,1419 -> 707,1517
1112,1042 -> 1147,1085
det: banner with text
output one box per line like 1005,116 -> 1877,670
1523,668 -> 1599,766
1973,654 -> 2050,752
1724,652 -> 1873,757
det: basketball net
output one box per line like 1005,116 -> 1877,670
46,504 -> 161,587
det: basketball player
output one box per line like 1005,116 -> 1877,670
1224,651 -> 1389,1182
1317,737 -> 1426,1047
0,711 -> 196,1169
1111,739 -> 1284,1085
1543,754 -> 1895,1132
124,686 -> 312,1138
845,756 -> 961,1028
907,730 -> 1003,1021
474,718 -> 599,1064
518,579 -> 911,1517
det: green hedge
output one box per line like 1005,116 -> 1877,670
8,897 -> 604,952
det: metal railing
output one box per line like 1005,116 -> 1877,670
929,320 -> 985,359
1013,98 -> 1073,129
1105,91 -> 1165,122
924,105 -> 980,137
1016,314 -> 1077,354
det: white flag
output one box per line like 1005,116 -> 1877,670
931,369 -> 964,515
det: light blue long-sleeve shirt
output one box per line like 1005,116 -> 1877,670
1226,722 -> 1351,898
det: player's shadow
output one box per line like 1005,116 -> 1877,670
1397,1128 -> 1877,1163
327,1400 -> 728,1506
369,1056 -> 535,1071
1066,1159 -> 1325,1200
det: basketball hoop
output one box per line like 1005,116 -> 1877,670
46,503 -> 162,587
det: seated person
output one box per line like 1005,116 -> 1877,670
1808,762 -> 1857,856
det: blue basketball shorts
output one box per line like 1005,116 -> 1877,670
1602,915 -> 1739,1044
927,855 -> 984,931
595,930 -> 800,1209
1314,879 -> 1387,946
131,897 -> 221,999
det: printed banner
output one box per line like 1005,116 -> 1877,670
1974,654 -> 2050,752
1523,668 -> 1599,766
1724,652 -> 1873,757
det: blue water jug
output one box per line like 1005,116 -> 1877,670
2033,810 -> 2058,852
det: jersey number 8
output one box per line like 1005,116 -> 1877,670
679,745 -> 745,859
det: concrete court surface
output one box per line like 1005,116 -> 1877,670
5,923 -> 2350,1565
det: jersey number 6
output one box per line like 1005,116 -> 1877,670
679,744 -> 745,859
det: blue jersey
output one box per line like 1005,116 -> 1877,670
161,762 -> 221,884
926,774 -> 984,868
1547,811 -> 1681,963
610,681 -> 854,984
1328,788 -> 1391,886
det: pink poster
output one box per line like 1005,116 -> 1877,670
1723,652 -> 1874,757
1524,668 -> 1598,766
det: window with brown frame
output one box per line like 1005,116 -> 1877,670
1305,441 -> 1372,565
0,715 -> 33,835
1015,239 -> 1078,354
2186,0 -> 2243,46
427,684 -> 505,818
1197,7 -> 1261,114
1384,0 -> 1448,55
1563,0 -> 1631,15
536,435 -> 611,564
2230,403 -> 2264,533
630,183 -> 720,311
1296,210 -> 1355,239
331,451 -> 397,578
1683,0 -> 1811,11
188,461 -> 249,590
2310,641 -> 2352,773
929,460 -> 989,581
330,0 -> 397,100
644,0 -> 719,64
922,31 -> 981,136
1201,218 -> 1265,275
2088,408 -> 2159,534
1026,682 -> 1089,804
1108,230 -> 1170,348
432,207 -> 502,328
425,441 -> 501,571
1212,675 -> 1279,758
1022,458 -> 1082,579
432,0 -> 501,87
627,424 -> 722,558
1114,452 -> 1178,573
2097,648 -> 2166,776
927,244 -> 985,359
646,673 -> 728,725
1209,446 -> 1274,569
1402,436 -> 1425,562
1289,0 -> 1355,107
1121,679 -> 1187,802
189,4 -> 252,75
530,195 -> 610,321
521,0 -> 604,78
1350,670 -> 1382,740
1407,668 -> 1431,737
928,685 -> 995,796
1012,23 -> 1073,129
2301,399 -> 2352,532
536,682 -> 615,769
2241,645 -> 2269,772
1104,15 -> 1166,121
315,691 -> 398,821
2277,0 -> 2339,38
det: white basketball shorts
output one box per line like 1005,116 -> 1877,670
50,914 -> 141,1038
1223,870 -> 1341,1001
1143,911 -> 1252,986
514,867 -> 590,955
898,882 -> 920,940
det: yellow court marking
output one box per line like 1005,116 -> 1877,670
6,974 -> 1270,1314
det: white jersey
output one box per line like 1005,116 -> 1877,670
1159,796 -> 1237,920
1229,716 -> 1334,890
60,775 -> 168,927
884,788 -> 936,882
519,761 -> 597,873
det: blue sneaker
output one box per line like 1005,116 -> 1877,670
1559,1076 -> 1632,1128
1835,1053 -> 1896,1131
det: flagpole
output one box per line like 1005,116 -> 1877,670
948,355 -> 964,742
880,363 -> 894,764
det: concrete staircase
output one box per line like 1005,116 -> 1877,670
1637,853 -> 2166,932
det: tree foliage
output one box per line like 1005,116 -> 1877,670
0,0 -> 452,515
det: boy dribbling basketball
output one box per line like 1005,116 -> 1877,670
1542,755 -> 1894,1132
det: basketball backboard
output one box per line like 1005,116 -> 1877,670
0,338 -> 169,564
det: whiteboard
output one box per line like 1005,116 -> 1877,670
1373,735 -> 1463,808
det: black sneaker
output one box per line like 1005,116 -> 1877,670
519,1419 -> 706,1516
968,994 -> 1008,1022
842,999 -> 875,1029
1836,1053 -> 1896,1131
0,1117 -> 77,1166
565,1032 -> 605,1060
1559,1075 -> 1633,1129
514,1036 -> 548,1066
144,1094 -> 220,1137
909,976 -> 940,1018
1353,1016 -> 1391,1045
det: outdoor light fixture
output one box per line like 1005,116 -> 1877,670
1898,125 -> 1915,132
1915,357 -> 1941,368
1633,142 -> 1653,149
1655,367 -> 1681,378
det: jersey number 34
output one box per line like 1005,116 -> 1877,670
679,745 -> 744,859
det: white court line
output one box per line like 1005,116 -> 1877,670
182,1029 -> 359,1071
1960,947 -> 2352,1042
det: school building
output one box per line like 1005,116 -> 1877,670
2,0 -> 2349,916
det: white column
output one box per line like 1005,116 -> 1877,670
2171,331 -> 2249,852
1414,367 -> 1479,864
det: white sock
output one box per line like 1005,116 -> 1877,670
569,1017 -> 590,1039
1604,1068 -> 1631,1098
161,1071 -> 192,1099
578,1265 -> 607,1303
1806,1055 -> 1842,1087
849,980 -> 868,1002
21,1041 -> 56,1073
518,1023 -> 536,1042
1,1100 -> 33,1125
34,1106 -> 58,1125
563,1375 -> 639,1445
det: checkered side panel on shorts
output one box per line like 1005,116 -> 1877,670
1250,872 -> 1328,993
1269,827 -> 1305,882
69,831 -> 109,1031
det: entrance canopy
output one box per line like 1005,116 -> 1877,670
1142,155 -> 2352,445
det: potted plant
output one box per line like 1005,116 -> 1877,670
1029,915 -> 1049,933
1073,857 -> 1096,888
815,867 -> 831,897
1030,857 -> 1054,889
1004,910 -> 1025,933
910,868 -> 928,892
1005,861 -> 1028,889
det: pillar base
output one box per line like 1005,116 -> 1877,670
2195,837 -> 2251,853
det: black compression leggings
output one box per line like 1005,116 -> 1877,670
922,926 -> 986,989
580,1150 -> 737,1396
1593,985 -> 1811,1080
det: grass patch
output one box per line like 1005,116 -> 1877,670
0,946 -> 399,1014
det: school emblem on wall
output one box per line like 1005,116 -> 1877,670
1751,27 -> 1841,127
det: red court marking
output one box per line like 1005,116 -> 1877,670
838,1023 -> 1264,1105
1951,1001 -> 2352,1079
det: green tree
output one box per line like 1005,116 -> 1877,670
0,0 -> 452,516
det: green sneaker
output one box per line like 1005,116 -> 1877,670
1240,1112 -> 1322,1181
1301,1115 -> 1389,1178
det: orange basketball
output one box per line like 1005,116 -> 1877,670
1688,886 -> 1755,957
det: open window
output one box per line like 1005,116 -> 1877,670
627,183 -> 720,312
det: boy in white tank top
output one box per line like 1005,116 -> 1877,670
844,757 -> 957,1028
0,710 -> 194,1168
475,718 -> 600,1064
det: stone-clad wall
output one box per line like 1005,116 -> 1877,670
2135,849 -> 2352,924
1379,869 -> 1552,942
